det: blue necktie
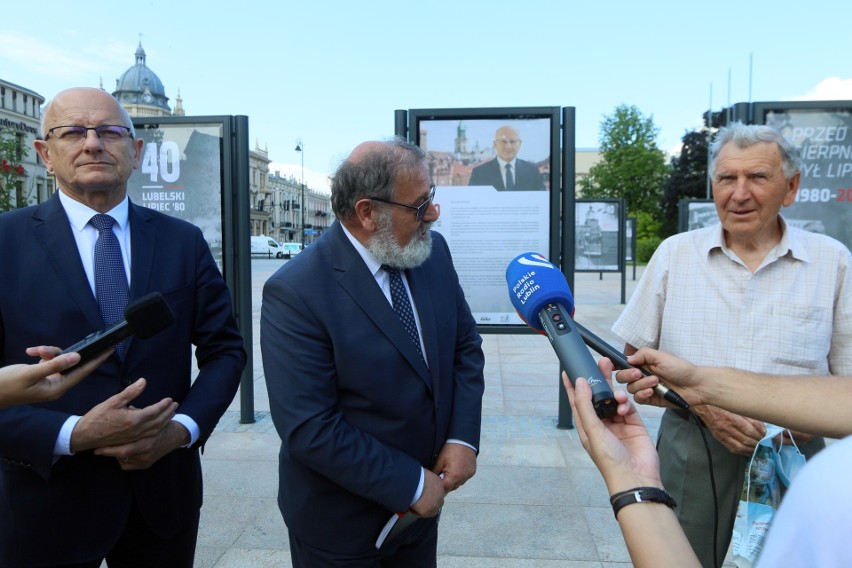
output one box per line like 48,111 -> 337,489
382,265 -> 424,361
90,214 -> 130,358
505,163 -> 515,190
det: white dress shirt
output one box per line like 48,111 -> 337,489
53,191 -> 199,456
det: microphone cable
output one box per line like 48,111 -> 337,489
686,412 -> 719,568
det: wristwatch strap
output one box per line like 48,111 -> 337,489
610,486 -> 677,519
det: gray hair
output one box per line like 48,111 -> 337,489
710,122 -> 801,179
331,137 -> 426,220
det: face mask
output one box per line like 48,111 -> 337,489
773,442 -> 806,487
760,423 -> 806,488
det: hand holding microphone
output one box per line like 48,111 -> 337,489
573,323 -> 690,411
505,253 -> 689,417
61,292 -> 175,367
506,253 -> 618,419
562,360 -> 666,494
617,348 -> 700,410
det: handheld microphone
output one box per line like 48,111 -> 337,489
61,292 -> 175,366
571,321 -> 690,411
506,253 -> 617,419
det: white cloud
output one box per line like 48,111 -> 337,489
792,77 -> 852,101
0,32 -> 104,81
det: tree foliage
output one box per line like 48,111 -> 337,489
579,105 -> 670,217
0,128 -> 27,213
661,129 -> 712,234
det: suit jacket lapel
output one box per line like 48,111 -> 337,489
31,195 -> 102,330
128,201 -> 155,297
329,224 -> 432,388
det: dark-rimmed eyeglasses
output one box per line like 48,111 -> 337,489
45,125 -> 134,142
370,185 -> 436,221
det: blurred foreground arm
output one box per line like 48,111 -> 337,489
621,348 -> 852,439
563,359 -> 699,568
0,347 -> 112,409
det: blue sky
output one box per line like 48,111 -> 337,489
2,0 -> 850,193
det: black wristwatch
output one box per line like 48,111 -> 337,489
609,486 -> 677,519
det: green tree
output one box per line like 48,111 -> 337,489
579,104 -> 670,218
661,129 -> 712,234
0,127 -> 28,213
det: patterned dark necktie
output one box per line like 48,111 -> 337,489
382,265 -> 424,361
505,163 -> 515,190
90,214 -> 130,358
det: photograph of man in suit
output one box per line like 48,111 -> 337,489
468,125 -> 545,190
0,87 -> 246,567
261,138 -> 485,567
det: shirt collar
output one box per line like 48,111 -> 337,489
57,189 -> 130,233
705,215 -> 807,264
774,216 -> 809,262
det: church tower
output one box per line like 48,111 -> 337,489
454,121 -> 468,155
112,41 -> 175,117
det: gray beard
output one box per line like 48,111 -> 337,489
367,210 -> 433,269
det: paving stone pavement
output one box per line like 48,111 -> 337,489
189,261 -> 734,567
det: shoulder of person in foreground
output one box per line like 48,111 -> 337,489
757,434 -> 852,568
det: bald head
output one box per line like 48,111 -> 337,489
348,141 -> 389,164
41,87 -> 135,139
330,137 -> 427,221
34,86 -> 143,213
494,125 -> 522,162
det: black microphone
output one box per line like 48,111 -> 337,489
506,253 -> 618,419
61,292 -> 175,366
571,320 -> 690,411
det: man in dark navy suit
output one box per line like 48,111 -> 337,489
262,138 -> 485,567
468,125 -> 545,190
0,87 -> 246,567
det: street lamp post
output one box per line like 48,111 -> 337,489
295,140 -> 305,249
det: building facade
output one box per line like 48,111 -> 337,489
0,79 -> 48,211
303,186 -> 333,245
267,170 -> 301,243
249,144 -> 272,236
575,148 -> 602,190
267,170 -> 333,246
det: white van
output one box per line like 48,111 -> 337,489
279,242 -> 303,257
250,235 -> 286,258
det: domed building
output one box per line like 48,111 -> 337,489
112,41 -> 184,117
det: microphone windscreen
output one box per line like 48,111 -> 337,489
124,292 -> 175,338
505,252 -> 575,330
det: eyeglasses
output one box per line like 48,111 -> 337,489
45,125 -> 134,142
370,186 -> 436,221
